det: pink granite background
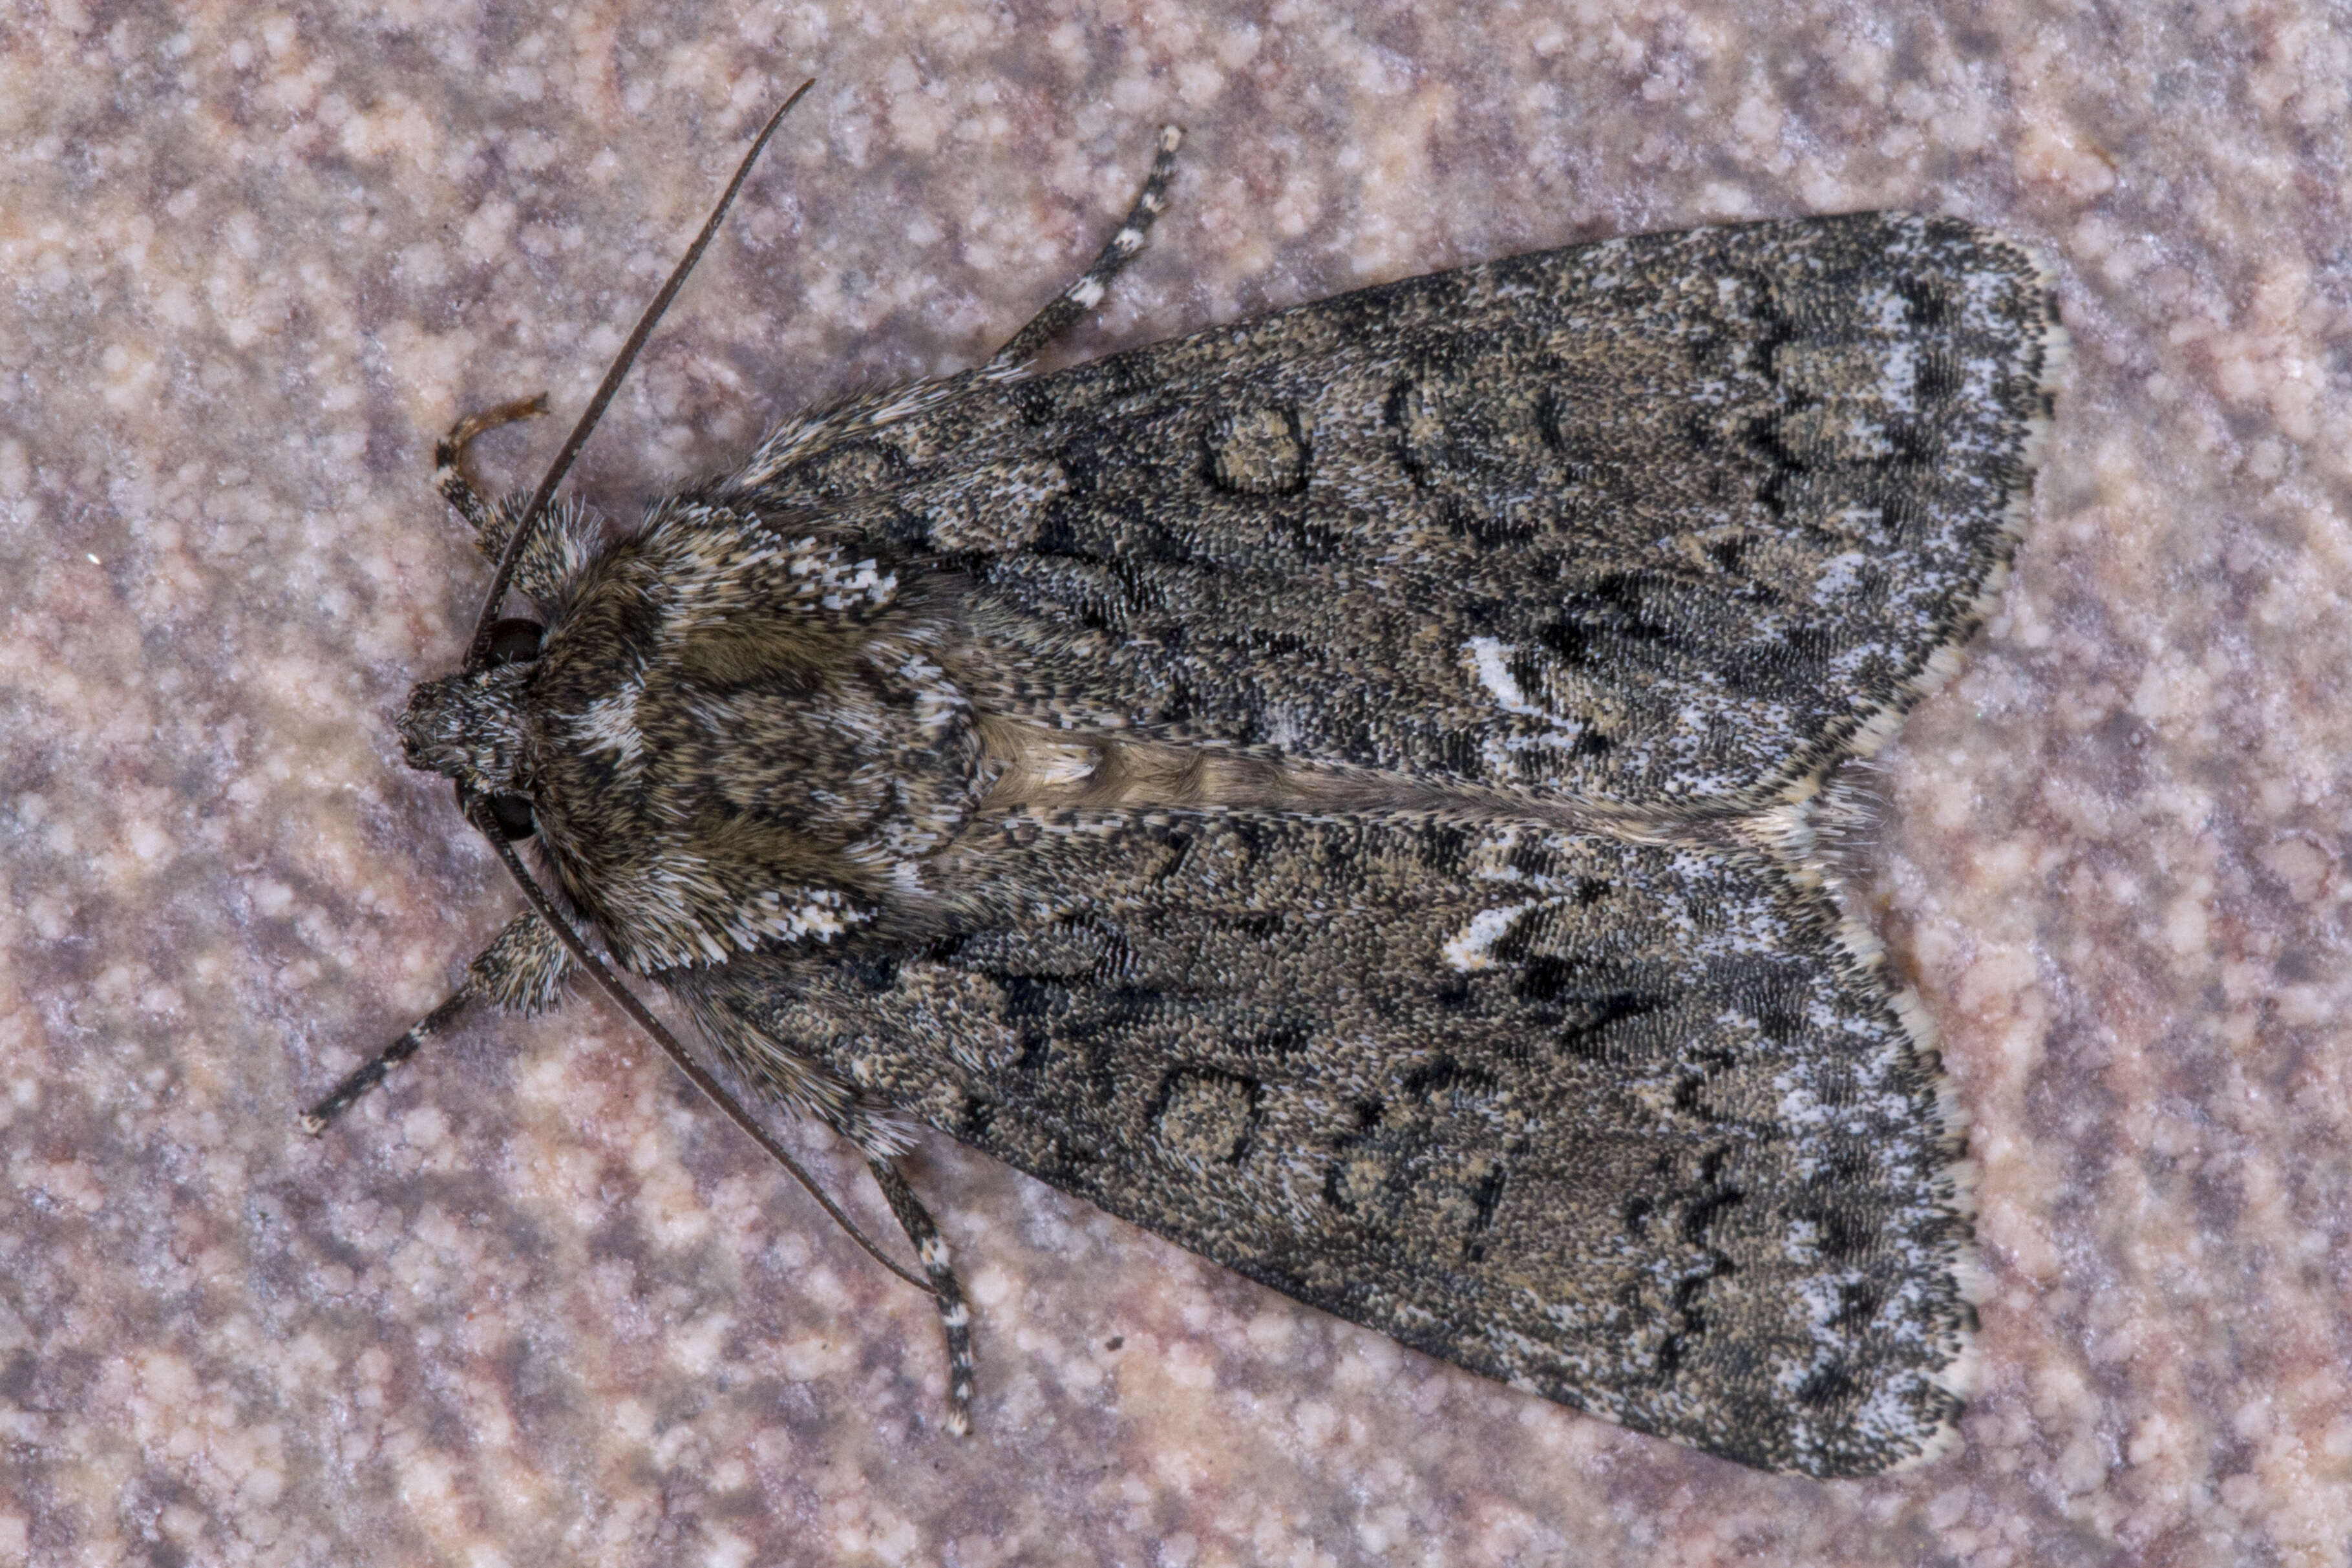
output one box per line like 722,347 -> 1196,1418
5,1 -> 2350,1563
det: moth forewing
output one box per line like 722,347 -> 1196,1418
315,112 -> 2059,1478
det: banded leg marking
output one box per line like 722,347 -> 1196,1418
434,393 -> 549,549
989,125 -> 1184,370
868,1158 -> 976,1436
301,986 -> 478,1133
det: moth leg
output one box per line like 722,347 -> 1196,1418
988,125 -> 1183,370
434,394 -> 550,555
300,987 -> 478,1132
301,911 -> 573,1132
867,1158 -> 976,1436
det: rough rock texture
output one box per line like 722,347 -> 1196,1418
4,2 -> 2349,1564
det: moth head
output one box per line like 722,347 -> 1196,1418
397,616 -> 544,835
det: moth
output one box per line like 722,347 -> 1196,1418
307,90 -> 2062,1478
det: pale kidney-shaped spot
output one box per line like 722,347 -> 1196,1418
1153,1067 -> 1262,1165
1205,403 -> 1309,494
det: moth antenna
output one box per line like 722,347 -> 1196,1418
473,813 -> 931,1295
463,78 -> 817,672
299,988 -> 479,1133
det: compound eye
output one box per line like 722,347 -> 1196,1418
486,792 -> 536,840
485,618 -> 544,666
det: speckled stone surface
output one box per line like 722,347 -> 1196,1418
5,2 -> 2350,1563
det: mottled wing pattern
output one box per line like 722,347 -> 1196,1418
624,213 -> 2059,1475
686,810 -> 1971,1476
739,213 -> 2058,807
